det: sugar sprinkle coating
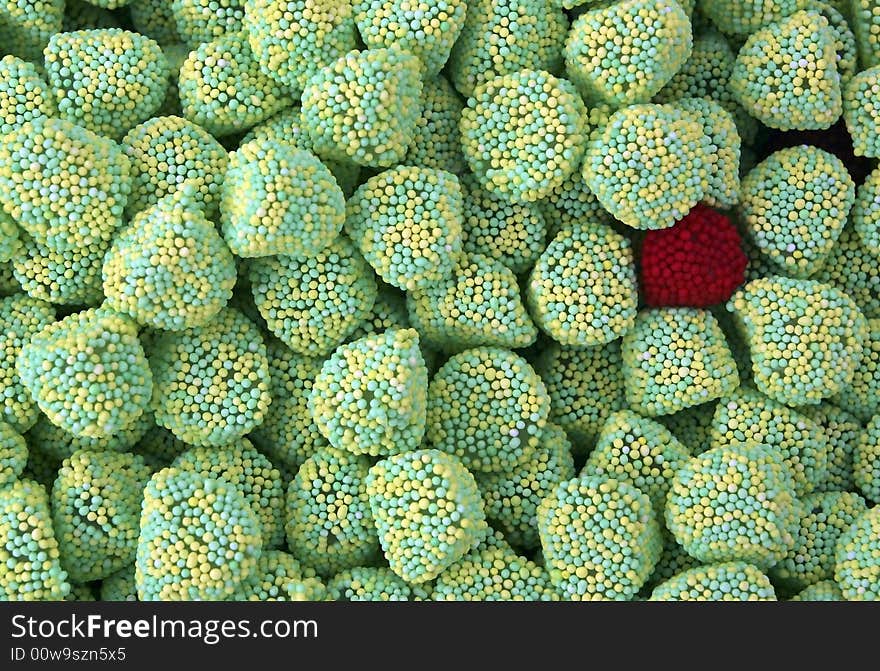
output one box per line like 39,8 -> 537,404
147,306 -> 271,446
460,69 -> 587,203
851,165 -> 880,256
528,222 -> 637,347
447,0 -> 568,97
0,117 -> 131,252
789,580 -> 844,601
136,467 -> 262,601
103,186 -> 237,332
581,410 -> 692,516
811,225 -> 880,320
622,308 -> 740,417
173,440 -> 285,548
833,319 -> 880,423
249,339 -> 327,472
235,550 -> 317,601
730,11 -> 842,131
739,145 -> 854,278
12,232 -> 106,307
538,475 -> 662,600
367,449 -> 487,583
0,0 -> 63,62
852,0 -> 880,68
698,0 -> 805,37
222,140 -> 345,259
285,446 -> 379,577
17,307 -> 152,439
0,55 -> 56,137
802,403 -> 862,493
427,347 -> 549,474
0,479 -> 70,600
407,252 -> 537,353
44,29 -> 168,140
584,104 -> 709,231
327,566 -> 413,601
52,450 -> 152,582
121,115 -> 228,218
129,0 -> 179,43
654,28 -> 758,145
433,536 -> 558,601
244,0 -> 356,94
640,206 -> 747,309
0,295 -> 54,433
477,422 -> 575,550
346,166 -> 463,292
301,47 -> 423,168
26,410 -> 153,469
535,339 -> 627,447
650,562 -> 776,601
172,0 -> 245,46
248,237 -> 378,357
671,97 -> 741,208
179,31 -> 292,137
770,490 -> 868,592
564,0 -> 693,107
709,387 -> 830,495
353,0 -> 466,75
834,506 -> 880,600
665,443 -> 799,569
405,77 -> 467,176
459,173 -> 548,276
727,276 -> 868,406
311,328 -> 427,457
854,415 -> 880,503
0,421 -> 26,487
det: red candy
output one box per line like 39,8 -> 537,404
640,205 -> 748,308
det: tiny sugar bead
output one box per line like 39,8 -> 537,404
172,0 -> 245,47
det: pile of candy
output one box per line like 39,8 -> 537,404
0,0 -> 878,602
